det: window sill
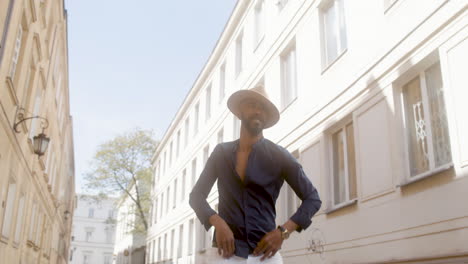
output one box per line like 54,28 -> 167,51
397,162 -> 454,187
325,198 -> 357,214
0,236 -> 8,245
280,96 -> 298,114
254,35 -> 265,53
321,49 -> 348,75
384,0 -> 399,14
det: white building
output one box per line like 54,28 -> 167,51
148,0 -> 468,263
70,195 -> 116,264
114,186 -> 147,264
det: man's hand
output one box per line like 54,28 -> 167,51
253,228 -> 283,261
209,214 -> 235,258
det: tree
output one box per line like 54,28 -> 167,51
84,128 -> 157,234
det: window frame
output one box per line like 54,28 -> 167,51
219,63 -> 226,102
1,178 -> 17,240
235,32 -> 244,77
254,0 -> 266,49
325,117 -> 358,213
394,58 -> 453,186
280,41 -> 298,111
319,0 -> 348,71
206,84 -> 212,120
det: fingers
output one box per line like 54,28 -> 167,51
228,239 -> 235,257
220,238 -> 235,258
254,240 -> 267,256
260,248 -> 277,261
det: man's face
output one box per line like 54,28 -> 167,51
239,98 -> 267,136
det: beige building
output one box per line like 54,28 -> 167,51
0,0 -> 75,264
148,0 -> 468,263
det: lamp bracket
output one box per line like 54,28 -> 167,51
13,107 -> 49,133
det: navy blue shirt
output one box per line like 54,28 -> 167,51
189,138 -> 321,258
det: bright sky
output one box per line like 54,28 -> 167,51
65,0 -> 237,193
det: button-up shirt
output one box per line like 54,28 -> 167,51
189,138 -> 322,258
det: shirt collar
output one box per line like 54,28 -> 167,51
232,137 -> 265,153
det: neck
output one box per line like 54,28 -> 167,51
238,126 -> 263,152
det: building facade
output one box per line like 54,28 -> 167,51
148,0 -> 468,263
70,195 -> 116,264
0,0 -> 75,263
114,186 -> 147,264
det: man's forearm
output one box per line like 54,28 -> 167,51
209,213 -> 225,228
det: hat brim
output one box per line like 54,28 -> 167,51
227,90 -> 280,129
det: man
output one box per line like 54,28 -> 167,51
189,84 -> 321,263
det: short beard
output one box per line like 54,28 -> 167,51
241,116 -> 264,136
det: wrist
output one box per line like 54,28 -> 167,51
209,214 -> 224,227
277,225 -> 290,240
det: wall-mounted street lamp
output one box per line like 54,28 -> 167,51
13,107 -> 50,156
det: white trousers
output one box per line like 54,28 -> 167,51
200,248 -> 283,264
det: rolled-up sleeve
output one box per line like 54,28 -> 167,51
282,150 -> 322,232
189,145 -> 219,231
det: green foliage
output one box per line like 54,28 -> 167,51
84,128 -> 157,233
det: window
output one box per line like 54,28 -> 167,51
153,198 -> 159,224
85,227 -> 94,242
280,44 -> 297,110
320,0 -> 347,68
401,61 -> 451,178
188,219 -> 194,255
34,212 -> 43,245
184,118 -> 190,147
219,63 -> 226,102
108,210 -> 114,219
235,32 -> 243,77
104,255 -> 112,264
105,227 -> 113,243
181,169 -> 186,201
330,121 -> 357,207
170,229 -> 175,260
88,208 -> 94,218
158,236 -> 162,261
217,128 -> 224,144
206,85 -> 212,120
14,194 -> 25,243
166,187 -> 170,214
233,115 -> 240,139
163,151 -> 167,174
83,252 -> 91,264
28,202 -> 37,242
203,145 -> 210,165
176,130 -> 181,157
194,103 -> 200,134
191,158 -> 197,187
151,240 -> 155,263
163,233 -> 168,260
1,180 -> 17,238
178,224 -> 184,258
173,179 -> 178,209
169,141 -> 173,165
254,0 -> 265,46
160,192 -> 164,218
198,222 -> 206,251
9,26 -> 23,79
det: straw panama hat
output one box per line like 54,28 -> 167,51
227,84 -> 280,129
